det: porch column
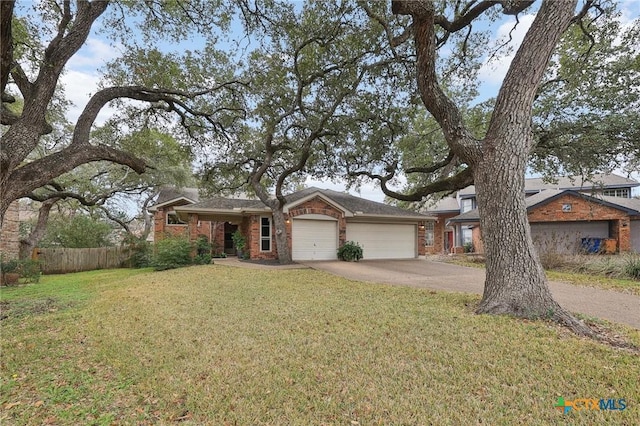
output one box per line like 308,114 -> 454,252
453,223 -> 465,254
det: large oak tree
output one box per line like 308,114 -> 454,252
0,0 -> 241,225
351,0 -> 612,334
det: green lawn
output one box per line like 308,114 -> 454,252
1,266 -> 639,425
444,256 -> 640,296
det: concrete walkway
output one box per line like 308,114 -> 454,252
300,259 -> 640,329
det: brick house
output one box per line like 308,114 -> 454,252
0,200 -> 20,260
149,187 -> 434,261
425,174 -> 640,254
448,190 -> 640,254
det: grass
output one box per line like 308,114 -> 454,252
443,254 -> 640,296
1,266 -> 639,425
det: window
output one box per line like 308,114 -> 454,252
460,198 -> 475,213
167,211 -> 186,225
602,188 -> 630,198
425,222 -> 435,247
462,227 -> 473,244
260,217 -> 271,251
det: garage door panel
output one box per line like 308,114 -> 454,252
347,223 -> 416,259
292,219 -> 338,260
530,221 -> 609,254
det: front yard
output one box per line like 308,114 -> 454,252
1,266 -> 639,425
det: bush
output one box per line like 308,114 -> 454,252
538,250 -> 570,270
152,236 -> 193,271
123,235 -> 152,268
623,254 -> 640,280
194,253 -> 212,265
19,259 -> 41,283
337,241 -> 363,262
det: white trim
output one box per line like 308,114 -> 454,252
293,214 -> 338,221
149,196 -> 197,212
166,211 -> 187,226
284,192 -> 353,217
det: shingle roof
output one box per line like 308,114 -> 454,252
182,197 -> 265,210
458,173 -> 639,196
448,189 -> 640,223
154,187 -> 200,205
298,187 -> 429,218
424,196 -> 461,213
167,186 -> 431,219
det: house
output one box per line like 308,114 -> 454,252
149,187 -> 435,261
425,174 -> 640,254
0,200 -> 20,260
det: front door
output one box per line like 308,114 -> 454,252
224,223 -> 238,255
445,230 -> 454,253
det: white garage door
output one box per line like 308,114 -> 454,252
347,223 -> 416,259
292,218 -> 338,260
631,220 -> 640,253
530,221 -> 609,254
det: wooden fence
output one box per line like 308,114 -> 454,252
35,247 -> 130,274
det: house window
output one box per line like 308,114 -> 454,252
602,188 -> 630,198
425,222 -> 435,247
260,217 -> 271,251
462,227 -> 473,244
167,211 -> 186,225
461,198 -> 475,213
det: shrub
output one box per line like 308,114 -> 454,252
0,258 -> 19,274
623,254 -> 640,280
152,236 -> 193,271
19,259 -> 41,283
123,235 -> 152,268
194,253 -> 212,265
337,241 -> 363,262
538,250 -> 570,270
231,230 -> 246,251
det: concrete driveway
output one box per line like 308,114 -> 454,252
302,259 -> 640,329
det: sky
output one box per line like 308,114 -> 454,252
49,0 -> 640,202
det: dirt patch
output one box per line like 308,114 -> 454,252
0,298 -> 72,321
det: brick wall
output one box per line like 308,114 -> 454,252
0,201 -> 20,260
288,196 -> 347,248
527,194 -> 627,222
425,212 -> 457,254
528,193 -> 631,252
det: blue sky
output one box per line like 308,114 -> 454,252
53,0 -> 640,201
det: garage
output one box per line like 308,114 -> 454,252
292,216 -> 338,260
632,220 -> 640,252
530,221 -> 609,254
346,223 -> 417,259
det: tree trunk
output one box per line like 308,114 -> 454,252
473,141 -> 591,335
271,205 -> 293,265
19,198 -> 59,259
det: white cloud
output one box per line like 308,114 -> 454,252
67,38 -> 122,71
61,37 -> 123,125
477,14 -> 536,88
59,69 -> 116,125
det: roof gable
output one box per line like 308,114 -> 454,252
448,189 -> 640,223
165,186 -> 432,220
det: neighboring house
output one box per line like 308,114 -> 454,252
149,187 -> 434,261
425,174 -> 640,254
0,200 -> 20,260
